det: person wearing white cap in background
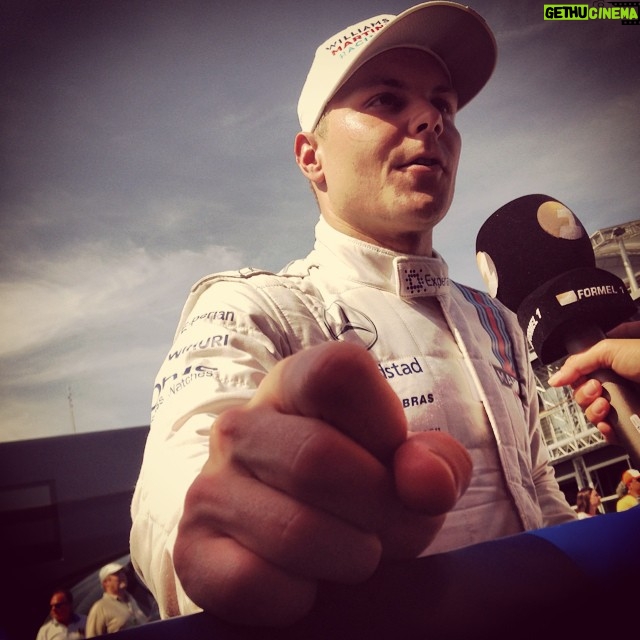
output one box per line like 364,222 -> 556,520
615,469 -> 640,512
130,1 -> 577,627
85,563 -> 147,637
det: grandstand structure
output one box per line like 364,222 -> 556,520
532,219 -> 640,512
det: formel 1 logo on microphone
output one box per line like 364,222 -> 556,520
556,284 -> 625,306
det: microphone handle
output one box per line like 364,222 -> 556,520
564,325 -> 640,468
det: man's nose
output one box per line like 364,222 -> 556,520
412,102 -> 443,136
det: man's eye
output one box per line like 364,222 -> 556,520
368,93 -> 403,109
433,97 -> 456,115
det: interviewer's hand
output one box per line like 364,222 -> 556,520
548,321 -> 640,439
173,341 -> 472,626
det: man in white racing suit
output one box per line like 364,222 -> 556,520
130,2 -> 576,627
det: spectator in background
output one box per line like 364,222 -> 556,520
35,588 -> 86,640
574,487 -> 601,519
85,562 -> 148,637
616,469 -> 640,512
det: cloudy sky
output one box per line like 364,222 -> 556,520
1,0 -> 638,442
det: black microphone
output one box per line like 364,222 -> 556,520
475,194 -> 640,466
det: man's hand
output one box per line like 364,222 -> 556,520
173,341 -> 472,626
548,321 -> 640,438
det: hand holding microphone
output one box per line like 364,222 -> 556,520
548,321 -> 640,440
475,195 -> 640,467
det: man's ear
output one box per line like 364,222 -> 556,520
294,132 -> 324,185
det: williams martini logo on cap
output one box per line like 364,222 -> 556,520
324,17 -> 392,60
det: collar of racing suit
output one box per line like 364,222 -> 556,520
312,216 -> 451,300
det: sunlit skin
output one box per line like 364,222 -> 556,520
295,48 -> 461,256
175,341 -> 471,626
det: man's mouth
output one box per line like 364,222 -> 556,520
403,157 -> 443,170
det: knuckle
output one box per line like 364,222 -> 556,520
277,508 -> 317,554
184,472 -> 210,506
213,407 -> 247,442
288,428 -> 339,491
182,469 -> 228,521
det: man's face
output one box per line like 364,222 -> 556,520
103,570 -> 127,595
313,48 -> 461,253
49,592 -> 72,625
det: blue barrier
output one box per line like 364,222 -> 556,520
110,508 -> 639,639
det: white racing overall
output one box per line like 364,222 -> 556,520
131,217 -> 575,617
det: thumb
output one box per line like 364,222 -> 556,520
250,341 -> 407,462
393,431 -> 472,514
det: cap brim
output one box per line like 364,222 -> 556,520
362,2 -> 497,109
99,563 -> 125,582
300,1 -> 497,130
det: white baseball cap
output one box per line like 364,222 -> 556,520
297,1 -> 497,131
99,562 -> 125,583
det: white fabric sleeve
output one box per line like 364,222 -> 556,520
130,277 -> 293,618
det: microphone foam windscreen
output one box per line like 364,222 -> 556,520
475,194 -> 595,312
